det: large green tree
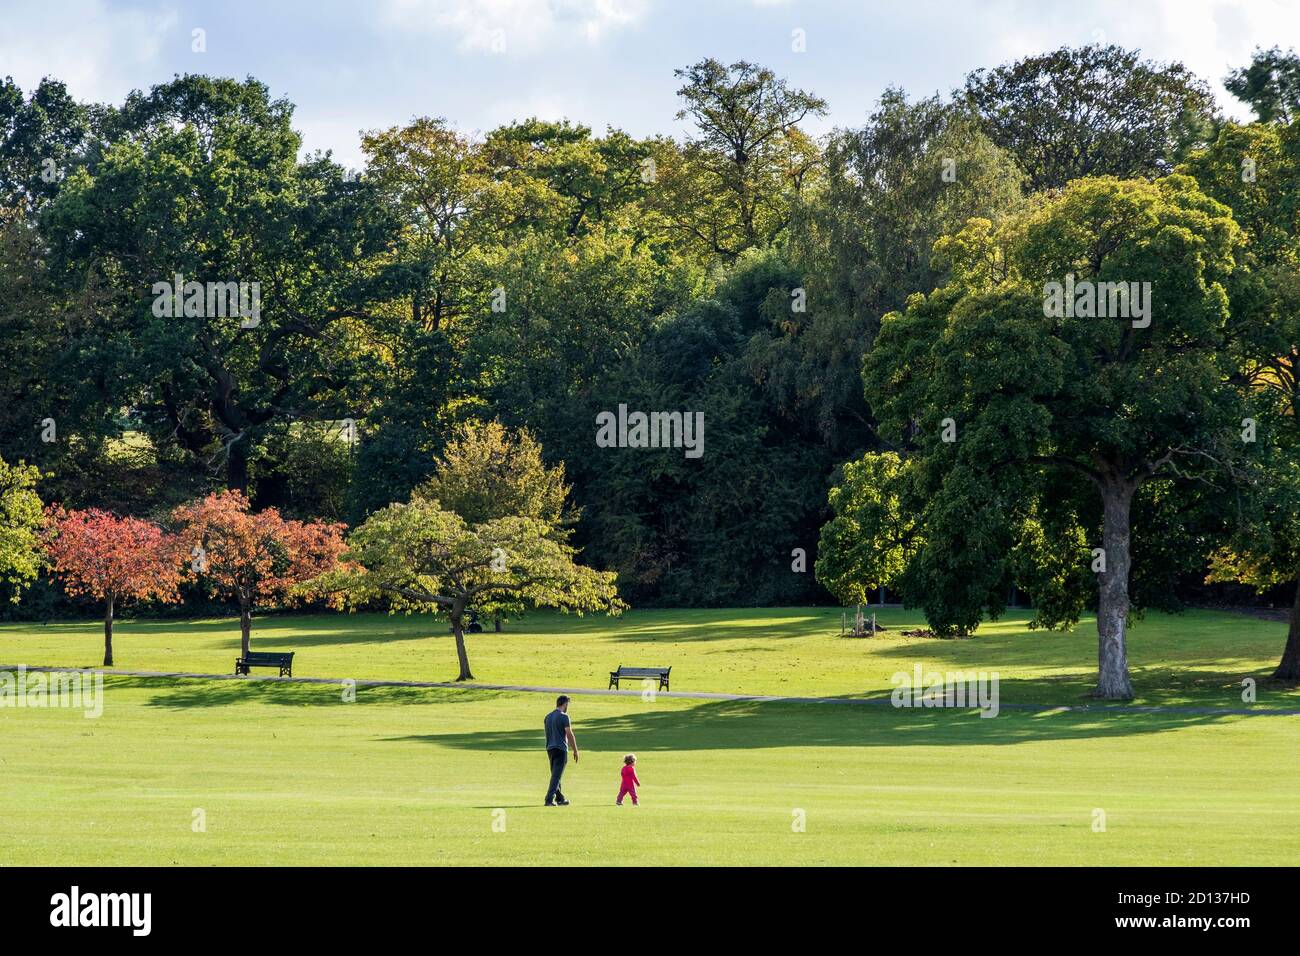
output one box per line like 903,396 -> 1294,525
754,89 -> 1024,453
44,76 -> 394,492
861,175 -> 1245,698
653,59 -> 825,261
0,76 -> 92,219
574,250 -> 827,606
1182,119 -> 1300,678
351,116 -> 685,519
964,45 -> 1217,191
349,116 -> 517,516
0,214 -> 120,498
1226,47 -> 1300,124
480,118 -> 655,240
0,79 -> 122,503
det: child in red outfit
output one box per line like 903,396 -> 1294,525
617,754 -> 640,806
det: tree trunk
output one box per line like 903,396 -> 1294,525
227,439 -> 249,492
1273,580 -> 1300,681
494,612 -> 502,633
103,595 -> 115,667
450,607 -> 475,681
1095,481 -> 1136,699
239,602 -> 252,659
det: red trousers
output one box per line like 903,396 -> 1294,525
617,782 -> 638,805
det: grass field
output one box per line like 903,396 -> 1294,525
1,607 -> 1297,865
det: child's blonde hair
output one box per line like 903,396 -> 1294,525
623,753 -> 636,765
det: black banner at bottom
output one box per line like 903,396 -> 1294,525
0,866 -> 1284,940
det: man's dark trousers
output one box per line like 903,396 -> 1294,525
545,747 -> 568,805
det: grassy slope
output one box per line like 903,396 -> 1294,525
1,606 -> 1297,706
1,608 -> 1296,865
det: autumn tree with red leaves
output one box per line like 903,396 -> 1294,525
172,491 -> 347,657
42,507 -> 186,666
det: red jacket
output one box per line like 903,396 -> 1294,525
621,765 -> 640,787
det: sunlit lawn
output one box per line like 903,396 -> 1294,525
2,675 -> 1296,865
1,607 -> 1296,865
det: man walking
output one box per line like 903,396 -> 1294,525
544,695 -> 579,806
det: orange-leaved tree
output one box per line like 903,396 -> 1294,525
42,506 -> 187,666
172,490 -> 347,657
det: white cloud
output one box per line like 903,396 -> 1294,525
479,90 -> 577,130
295,115 -> 371,173
978,0 -> 1300,118
0,0 -> 176,102
379,0 -> 648,53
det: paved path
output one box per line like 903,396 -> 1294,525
4,663 -> 1299,717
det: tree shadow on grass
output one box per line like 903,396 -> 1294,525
850,666 -> 1298,708
101,676 -> 507,709
859,631 -> 1296,706
388,692 -> 1295,753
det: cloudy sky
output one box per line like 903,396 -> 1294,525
0,0 -> 1292,169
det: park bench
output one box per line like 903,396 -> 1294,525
235,651 -> 295,677
609,664 -> 671,691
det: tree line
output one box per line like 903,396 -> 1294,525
1,44 -> 1299,695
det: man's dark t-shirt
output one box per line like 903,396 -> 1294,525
544,708 -> 571,751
